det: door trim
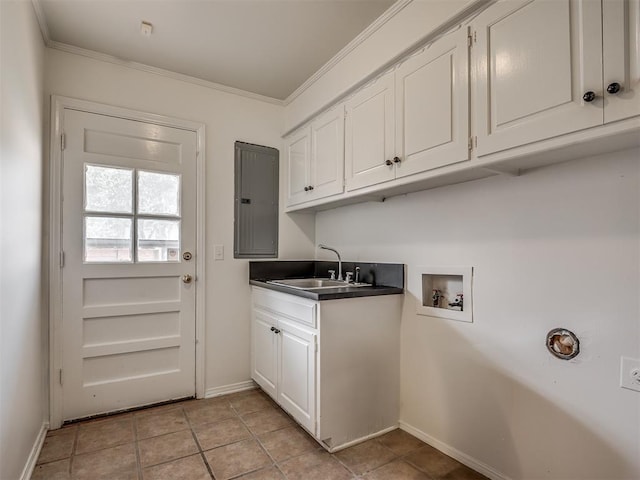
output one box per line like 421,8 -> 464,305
48,95 -> 207,428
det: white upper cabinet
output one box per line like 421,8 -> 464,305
310,106 -> 345,200
286,127 -> 311,206
286,105 -> 344,206
285,0 -> 639,211
395,27 -> 470,179
602,0 -> 640,123
473,0 -> 604,156
345,70 -> 396,191
345,28 -> 471,192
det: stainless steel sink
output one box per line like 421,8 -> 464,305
267,278 -> 371,290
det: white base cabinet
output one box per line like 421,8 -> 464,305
251,286 -> 402,451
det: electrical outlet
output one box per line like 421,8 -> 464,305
620,357 -> 640,392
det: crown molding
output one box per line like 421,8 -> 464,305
283,0 -> 413,106
31,0 -> 51,45
48,41 -> 285,106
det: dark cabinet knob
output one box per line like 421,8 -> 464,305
385,159 -> 393,166
308,185 -> 314,191
607,82 -> 621,94
270,326 -> 275,332
393,156 -> 401,163
303,186 -> 309,191
273,328 -> 281,334
583,91 -> 596,102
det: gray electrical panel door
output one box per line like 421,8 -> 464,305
234,141 -> 279,258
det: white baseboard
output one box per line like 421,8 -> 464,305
399,421 -> 511,480
20,421 -> 49,480
205,380 -> 257,398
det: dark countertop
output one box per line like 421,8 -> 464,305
249,260 -> 405,301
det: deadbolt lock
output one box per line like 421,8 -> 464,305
183,252 -> 192,261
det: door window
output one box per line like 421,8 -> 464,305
83,164 -> 181,263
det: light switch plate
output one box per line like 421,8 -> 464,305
214,244 -> 224,261
620,357 -> 640,392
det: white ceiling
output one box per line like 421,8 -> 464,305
36,0 -> 395,101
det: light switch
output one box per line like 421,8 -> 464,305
620,357 -> 640,392
214,244 -> 224,261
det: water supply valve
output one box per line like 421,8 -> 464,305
448,293 -> 463,311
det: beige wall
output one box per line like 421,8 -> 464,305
315,150 -> 640,479
44,48 -> 315,395
0,1 -> 47,478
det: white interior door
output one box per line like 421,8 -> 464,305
61,108 -> 197,421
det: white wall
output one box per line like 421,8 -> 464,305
315,150 -> 640,479
284,0 -> 482,131
0,1 -> 47,478
44,49 -> 315,395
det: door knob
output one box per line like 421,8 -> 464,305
582,91 -> 596,102
182,274 -> 193,284
607,82 -> 621,94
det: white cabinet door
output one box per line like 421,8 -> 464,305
277,318 -> 316,433
251,309 -> 278,399
395,27 -> 470,178
603,0 -> 640,123
345,70 -> 396,191
286,127 -> 311,206
473,0 -> 603,156
308,105 -> 345,201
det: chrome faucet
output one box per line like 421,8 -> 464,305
319,244 -> 342,281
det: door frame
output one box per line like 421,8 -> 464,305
48,95 -> 207,428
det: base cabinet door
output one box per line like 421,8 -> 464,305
251,309 -> 278,399
473,0 -> 603,155
277,318 -> 316,433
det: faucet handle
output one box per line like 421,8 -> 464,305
345,272 -> 354,283
328,270 -> 336,280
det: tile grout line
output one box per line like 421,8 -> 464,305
182,404 -> 216,479
68,425 -> 80,477
132,412 -> 144,480
231,400 -> 282,479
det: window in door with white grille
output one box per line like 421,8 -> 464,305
83,164 -> 182,263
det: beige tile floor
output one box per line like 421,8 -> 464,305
32,389 -> 488,480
